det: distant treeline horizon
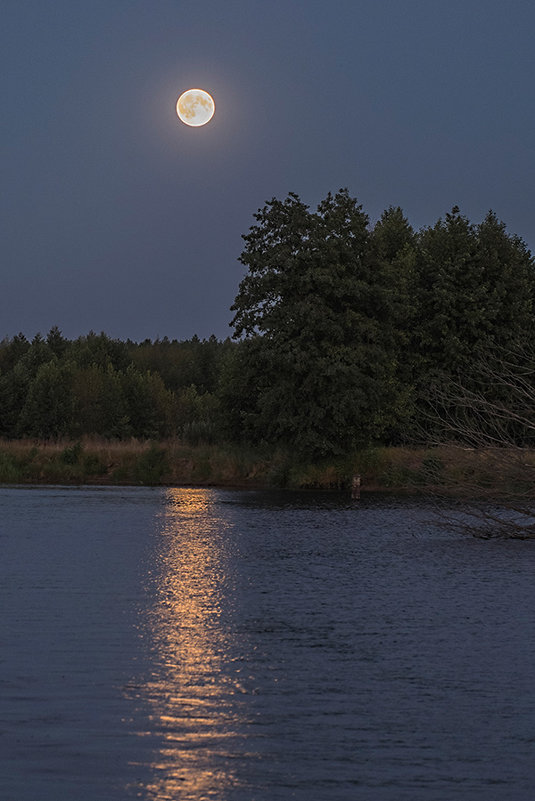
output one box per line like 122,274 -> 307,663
2,190 -> 535,457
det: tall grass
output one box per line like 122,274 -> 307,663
0,438 -> 272,487
0,438 -> 526,494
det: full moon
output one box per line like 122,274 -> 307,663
176,89 -> 215,127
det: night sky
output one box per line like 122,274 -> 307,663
2,0 -> 534,342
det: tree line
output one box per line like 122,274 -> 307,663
0,331 -> 233,442
225,190 -> 535,456
1,189 -> 534,456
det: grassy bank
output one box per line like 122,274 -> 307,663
0,438 -> 527,494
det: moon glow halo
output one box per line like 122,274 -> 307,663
176,89 -> 215,127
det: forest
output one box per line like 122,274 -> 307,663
1,189 -> 534,459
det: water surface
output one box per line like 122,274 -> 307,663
1,486 -> 534,800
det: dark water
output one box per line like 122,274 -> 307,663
1,486 -> 534,800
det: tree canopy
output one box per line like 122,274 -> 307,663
228,190 -> 535,456
1,191 -> 534,457
228,190 -> 416,456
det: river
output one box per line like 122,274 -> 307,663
1,485 -> 534,800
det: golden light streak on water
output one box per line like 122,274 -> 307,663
139,488 -> 247,800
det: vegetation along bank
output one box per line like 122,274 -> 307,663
1,191 -> 535,517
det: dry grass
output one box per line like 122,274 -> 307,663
2,438 -> 534,494
0,438 -> 271,487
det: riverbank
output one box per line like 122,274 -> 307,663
1,437 -> 530,495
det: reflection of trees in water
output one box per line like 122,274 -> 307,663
141,488 -> 248,800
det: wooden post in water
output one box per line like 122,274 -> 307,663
351,474 -> 361,500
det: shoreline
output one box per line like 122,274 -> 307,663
0,437 -> 437,491
1,437 -> 529,497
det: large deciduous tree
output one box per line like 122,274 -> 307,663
228,189 -> 407,457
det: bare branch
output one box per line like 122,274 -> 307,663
421,344 -> 535,538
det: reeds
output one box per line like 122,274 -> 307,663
0,438 -> 530,494
0,438 -> 271,487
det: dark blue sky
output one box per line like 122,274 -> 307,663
2,0 -> 534,342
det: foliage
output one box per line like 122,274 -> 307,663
229,189 -> 412,457
0,192 -> 534,459
413,207 -> 535,382
0,331 -> 232,442
134,443 -> 169,485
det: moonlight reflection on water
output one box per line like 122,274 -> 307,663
1,486 -> 535,801
139,488 -> 252,800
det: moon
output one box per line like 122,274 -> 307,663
176,89 -> 215,127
